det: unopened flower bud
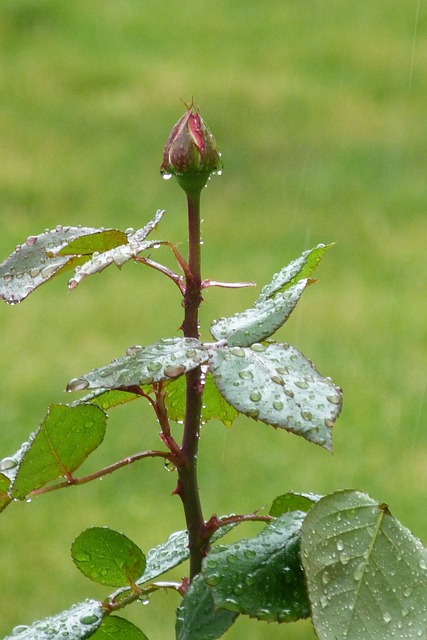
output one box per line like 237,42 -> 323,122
161,104 -> 222,194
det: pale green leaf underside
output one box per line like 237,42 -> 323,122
3,600 -> 104,640
0,226 -> 100,304
209,343 -> 341,450
210,279 -> 308,347
11,404 -> 107,499
256,243 -> 332,304
176,573 -> 238,640
202,512 -> 309,622
67,338 -> 208,392
301,490 -> 427,640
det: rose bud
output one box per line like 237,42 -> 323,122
161,104 -> 222,194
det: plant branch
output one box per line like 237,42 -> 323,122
28,450 -> 173,497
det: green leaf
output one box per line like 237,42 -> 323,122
91,617 -> 148,640
209,343 -> 341,450
67,210 -> 165,290
0,226 -> 100,304
270,492 -> 320,517
165,372 -> 238,428
72,527 -> 146,587
256,243 -> 332,304
176,574 -> 238,640
11,404 -> 107,499
209,244 -> 332,347
76,388 -> 145,411
3,599 -> 104,640
210,280 -> 309,347
67,338 -> 208,392
301,490 -> 427,640
202,512 -> 310,622
0,473 -> 12,512
57,229 -> 128,255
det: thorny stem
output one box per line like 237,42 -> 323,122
176,188 -> 206,581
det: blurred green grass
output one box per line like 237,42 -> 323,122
0,1 -> 426,638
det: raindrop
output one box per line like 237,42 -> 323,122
284,388 -> 294,398
336,540 -> 344,551
0,456 -> 18,471
324,418 -> 334,428
382,612 -> 392,624
164,364 -> 186,378
30,268 -> 41,278
321,571 -> 331,585
247,408 -> 259,418
294,380 -> 309,389
25,236 -> 37,247
353,562 -> 365,581
147,361 -> 162,372
67,378 -> 89,392
139,375 -> 154,385
230,347 -> 245,357
41,264 -> 58,279
162,172 -> 173,180
273,400 -> 284,411
250,391 -> 261,402
327,395 -> 341,405
126,345 -> 143,355
301,410 -> 312,421
239,369 -> 253,380
250,343 -> 266,352
3,273 -> 13,282
11,625 -> 29,635
339,552 -> 350,565
320,595 -> 329,609
79,615 -> 100,626
271,375 -> 284,385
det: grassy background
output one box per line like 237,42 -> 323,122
0,1 -> 426,638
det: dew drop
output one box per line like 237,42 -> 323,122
80,615 -> 100,626
322,570 -> 330,585
273,400 -> 284,411
336,540 -> 344,551
271,375 -> 284,385
25,235 -> 38,246
239,369 -> 253,380
164,364 -> 186,378
301,410 -> 312,421
327,395 -> 341,405
67,378 -> 89,392
250,391 -> 261,402
382,612 -> 392,624
3,273 -> 13,282
0,456 -> 18,471
230,346 -> 246,357
250,343 -> 266,352
126,345 -> 143,355
294,380 -> 309,389
147,361 -> 162,372
339,552 -> 350,565
247,408 -> 259,418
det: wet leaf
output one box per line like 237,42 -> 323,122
301,490 -> 427,640
75,387 -> 145,411
72,527 -> 145,587
210,281 -> 309,347
67,338 -> 208,392
209,244 -> 332,347
137,530 -> 190,586
176,573 -> 238,640
11,404 -> 107,499
270,492 -> 320,517
0,473 -> 12,512
202,512 -> 310,622
91,616 -> 148,640
0,226 -> 100,304
256,243 -> 332,304
165,372 -> 238,428
209,343 -> 341,450
67,210 -> 165,290
3,599 -> 104,640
